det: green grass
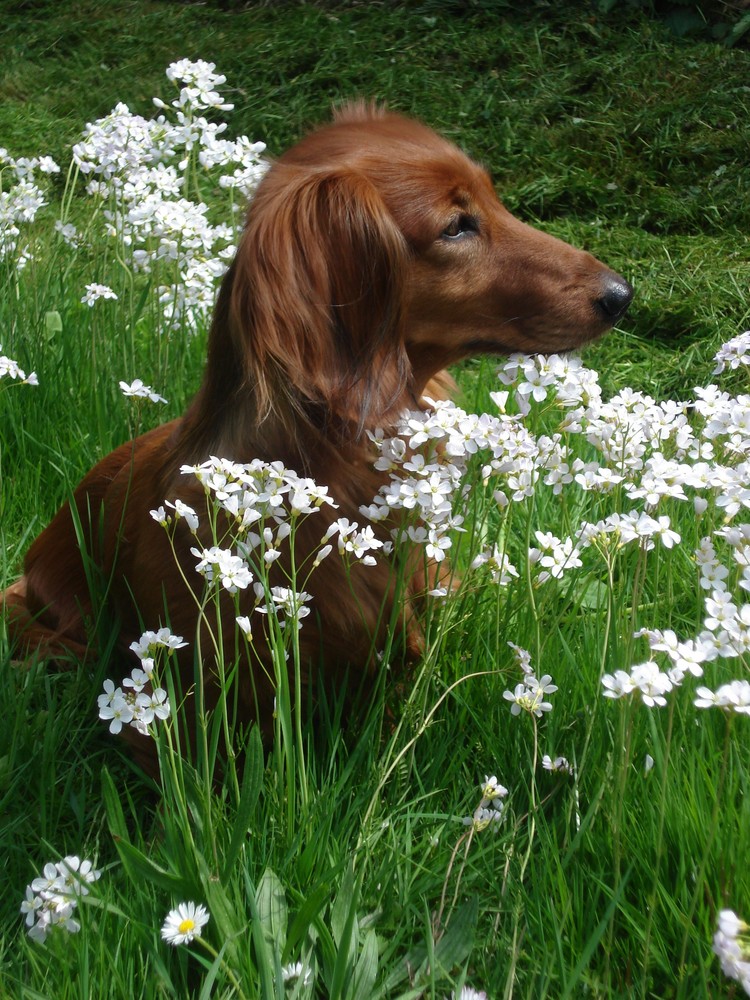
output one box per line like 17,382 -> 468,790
2,2 -> 750,997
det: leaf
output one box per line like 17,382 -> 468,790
198,941 -> 230,1000
101,768 -> 128,840
113,837 -> 185,894
349,928 -> 379,1000
43,310 -> 62,339
330,862 -> 357,949
574,578 -> 610,611
380,898 -> 478,993
221,725 -> 264,883
257,868 -> 288,952
433,897 -> 478,974
246,875 -> 280,1000
284,884 -> 332,959
329,862 -> 361,1000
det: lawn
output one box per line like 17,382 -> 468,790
2,2 -> 750,997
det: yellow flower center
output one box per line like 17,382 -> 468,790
178,918 -> 196,934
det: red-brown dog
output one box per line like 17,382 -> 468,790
3,104 -> 631,768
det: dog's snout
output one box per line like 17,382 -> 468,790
595,274 -> 633,324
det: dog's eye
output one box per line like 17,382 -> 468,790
440,214 -> 478,241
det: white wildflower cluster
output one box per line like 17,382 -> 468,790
20,855 -> 101,943
254,585 -> 313,631
323,516 -> 387,567
504,673 -> 558,717
714,909 -> 750,995
470,543 -> 519,586
97,628 -> 182,736
603,523 -> 750,711
450,989 -> 488,1000
528,529 -> 582,584
68,60 -> 267,328
602,660 -> 674,708
362,347 -> 750,713
0,344 -> 38,386
364,397 -> 543,563
462,774 -> 508,832
82,282 -> 118,307
713,331 -> 750,375
0,146 -> 59,266
503,644 -> 558,718
158,457 -> 381,633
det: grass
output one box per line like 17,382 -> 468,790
2,2 -> 750,997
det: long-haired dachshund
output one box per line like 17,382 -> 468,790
3,104 -> 631,767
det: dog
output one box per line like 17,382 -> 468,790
2,104 -> 632,769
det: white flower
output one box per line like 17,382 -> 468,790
503,674 -> 556,717
22,856 -> 101,942
462,803 -> 505,831
451,986 -> 488,999
719,909 -> 748,938
165,498 -> 199,530
602,670 -> 636,699
713,907 -> 750,992
713,331 -> 750,373
236,615 -> 253,638
119,378 -> 168,404
281,961 -> 313,986
0,345 -> 38,385
507,642 -> 533,675
630,661 -> 673,707
150,505 -> 169,526
481,775 -> 508,800
130,627 -> 187,659
98,689 -> 134,734
161,901 -> 210,945
192,545 -> 253,592
82,282 -> 118,306
471,545 -> 519,585
542,755 -> 574,775
695,680 -> 750,714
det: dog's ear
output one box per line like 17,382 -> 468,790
230,166 -> 411,433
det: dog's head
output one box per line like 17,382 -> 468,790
226,104 -> 631,431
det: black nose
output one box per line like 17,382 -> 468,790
595,274 -> 633,323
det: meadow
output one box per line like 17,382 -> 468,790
2,2 -> 750,997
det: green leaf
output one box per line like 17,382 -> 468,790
43,310 -> 63,339
329,862 -> 361,1000
198,941 -> 231,1000
101,768 -> 128,840
255,868 -> 289,955
113,837 -> 185,894
221,725 -> 264,883
433,897 -> 478,975
380,898 -> 478,993
257,867 -> 288,952
574,578 -> 610,611
330,861 -> 357,950
349,928 -> 378,1000
284,884 -> 332,959
247,874 -> 280,1000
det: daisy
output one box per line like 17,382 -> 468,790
161,901 -> 210,946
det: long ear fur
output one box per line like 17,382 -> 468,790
229,165 -> 411,435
